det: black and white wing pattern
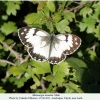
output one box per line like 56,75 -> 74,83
18,26 -> 50,62
18,26 -> 81,64
48,34 -> 81,64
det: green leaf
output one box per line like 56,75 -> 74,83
55,19 -> 71,33
25,68 -> 33,79
79,6 -> 93,18
20,61 -> 29,67
32,75 -> 40,86
25,13 -> 37,24
47,1 -> 55,12
75,68 -> 86,83
28,73 -> 40,89
36,89 -> 45,93
38,2 -> 46,10
46,73 -> 64,86
83,17 -> 96,33
46,62 -> 69,85
94,26 -> 100,40
4,39 -> 14,45
0,62 -> 7,67
46,83 -> 53,92
91,10 -> 100,21
0,44 -> 3,49
9,76 -> 16,83
86,49 -> 98,61
30,61 -> 51,74
42,6 -> 50,18
1,21 -> 17,35
6,2 -> 20,16
67,82 -> 83,93
0,86 -> 6,93
0,33 -> 5,42
9,62 -> 27,76
78,22 -> 87,32
1,15 -> 8,20
65,1 -> 73,7
63,11 -> 75,22
79,17 -> 96,33
25,12 -> 45,25
65,87 -> 74,93
30,84 -> 37,89
14,77 -> 26,88
92,2 -> 100,11
53,62 -> 69,76
53,12 -> 62,23
9,66 -> 24,76
66,57 -> 87,69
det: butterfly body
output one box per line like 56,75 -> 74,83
18,27 -> 81,64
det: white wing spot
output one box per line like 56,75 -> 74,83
75,42 -> 78,45
57,35 -> 66,40
68,35 -> 72,41
21,32 -> 24,35
24,28 -> 27,31
67,46 -> 70,50
36,31 -> 49,36
74,38 -> 77,40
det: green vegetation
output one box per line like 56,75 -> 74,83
0,1 -> 100,93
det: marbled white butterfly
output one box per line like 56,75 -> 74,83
18,27 -> 81,64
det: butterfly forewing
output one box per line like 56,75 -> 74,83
56,34 -> 81,55
18,27 -> 50,47
18,27 -> 50,62
18,27 -> 81,64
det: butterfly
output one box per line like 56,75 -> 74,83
18,26 -> 81,64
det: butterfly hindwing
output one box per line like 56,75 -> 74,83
28,47 -> 47,62
48,45 -> 66,64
